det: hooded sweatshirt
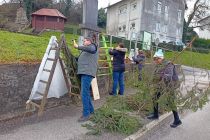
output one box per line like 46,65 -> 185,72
109,47 -> 128,72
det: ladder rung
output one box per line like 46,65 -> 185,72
65,67 -> 74,71
36,91 -> 44,96
47,58 -> 56,61
97,73 -> 112,76
68,76 -> 76,79
70,85 -> 80,89
100,41 -> 110,43
30,101 -> 41,109
50,47 -> 59,50
70,92 -> 80,96
100,47 -> 111,49
98,60 -> 112,62
98,67 -> 110,69
40,80 -> 48,84
99,54 -> 107,56
43,69 -> 51,72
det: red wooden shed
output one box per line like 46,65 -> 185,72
31,8 -> 67,31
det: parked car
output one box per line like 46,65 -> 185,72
157,41 -> 184,52
168,41 -> 187,49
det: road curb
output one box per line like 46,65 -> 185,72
124,112 -> 173,140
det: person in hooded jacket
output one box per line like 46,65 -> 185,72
147,49 -> 182,128
109,43 -> 127,96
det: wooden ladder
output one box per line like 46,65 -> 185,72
26,35 -> 81,116
59,35 -> 81,98
26,38 -> 61,116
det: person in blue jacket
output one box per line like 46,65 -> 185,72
109,43 -> 127,96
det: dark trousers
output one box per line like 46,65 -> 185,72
152,91 -> 180,122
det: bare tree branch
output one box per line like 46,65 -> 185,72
186,0 -> 210,29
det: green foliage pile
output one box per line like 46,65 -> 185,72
82,91 -> 146,135
88,103 -> 141,135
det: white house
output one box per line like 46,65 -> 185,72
106,0 -> 186,43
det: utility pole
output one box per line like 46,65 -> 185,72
80,0 -> 100,44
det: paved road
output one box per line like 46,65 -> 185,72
180,66 -> 210,95
0,89 -> 140,140
142,101 -> 210,140
0,103 -> 125,140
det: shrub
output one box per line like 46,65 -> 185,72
193,38 -> 210,49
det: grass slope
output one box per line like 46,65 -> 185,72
165,51 -> 210,70
0,30 -> 79,63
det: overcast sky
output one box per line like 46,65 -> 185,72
0,0 -> 120,8
0,0 -> 194,10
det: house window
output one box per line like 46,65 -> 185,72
36,16 -> 44,21
130,22 -> 135,30
165,6 -> 168,20
163,25 -> 168,33
119,26 -> 122,32
157,1 -> 162,14
47,16 -> 57,22
176,28 -> 181,36
131,2 -> 137,10
156,23 -> 161,32
59,18 -> 63,23
119,5 -> 127,14
123,25 -> 126,31
178,10 -> 182,23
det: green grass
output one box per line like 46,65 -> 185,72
0,30 -> 79,63
64,24 -> 80,29
165,51 -> 210,70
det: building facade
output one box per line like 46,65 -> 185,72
106,0 -> 185,43
32,8 -> 66,31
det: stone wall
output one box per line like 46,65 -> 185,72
0,63 -> 39,115
0,63 -> 115,118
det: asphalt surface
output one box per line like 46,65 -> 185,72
141,101 -> 210,140
0,88 -> 139,140
140,66 -> 210,140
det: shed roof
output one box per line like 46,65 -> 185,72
32,8 -> 66,19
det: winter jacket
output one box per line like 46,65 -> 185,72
153,60 -> 179,88
77,43 -> 98,77
109,47 -> 128,72
132,54 -> 145,70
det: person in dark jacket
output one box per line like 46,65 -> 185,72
147,49 -> 182,128
132,50 -> 146,81
109,43 -> 127,96
73,37 -> 98,122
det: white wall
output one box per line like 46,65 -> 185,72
198,29 -> 210,39
106,0 -> 143,38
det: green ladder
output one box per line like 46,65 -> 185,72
98,34 -> 113,76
